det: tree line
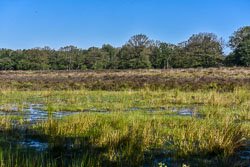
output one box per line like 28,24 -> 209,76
0,26 -> 249,70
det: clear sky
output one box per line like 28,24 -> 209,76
0,0 -> 249,51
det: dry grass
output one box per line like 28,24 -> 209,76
0,68 -> 249,91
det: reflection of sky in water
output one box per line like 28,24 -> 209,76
20,139 -> 49,151
125,107 -> 204,118
178,108 -> 195,116
0,103 -> 77,123
0,103 -> 75,152
0,104 -> 249,165
240,150 -> 250,160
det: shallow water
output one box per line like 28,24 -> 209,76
146,146 -> 250,167
19,138 -> 49,151
0,103 -> 249,166
0,104 -> 202,120
0,103 -> 77,123
0,104 -> 76,152
126,106 -> 205,118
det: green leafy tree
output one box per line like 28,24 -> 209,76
0,49 -> 15,70
85,47 -> 109,69
59,45 -> 79,70
49,52 -> 68,70
17,49 -> 50,70
156,43 -> 176,69
178,33 -> 224,67
101,44 -> 119,69
224,52 -> 237,67
233,34 -> 250,66
229,26 -> 250,50
118,34 -> 152,69
226,26 -> 250,67
0,57 -> 14,70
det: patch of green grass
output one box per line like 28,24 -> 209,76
28,110 -> 248,166
0,89 -> 249,112
0,88 -> 249,166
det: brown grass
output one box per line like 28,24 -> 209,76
0,67 -> 249,91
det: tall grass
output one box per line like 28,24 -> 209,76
0,87 -> 249,166
29,110 -> 248,166
0,89 -> 249,112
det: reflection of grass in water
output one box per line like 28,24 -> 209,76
0,146 -> 99,167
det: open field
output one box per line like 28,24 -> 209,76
0,68 -> 249,167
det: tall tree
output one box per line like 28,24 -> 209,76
156,43 -> 176,69
118,34 -> 152,69
101,44 -> 119,69
178,33 -> 224,67
127,34 -> 152,47
229,26 -> 250,50
233,34 -> 250,66
0,49 -> 15,70
59,45 -> 78,70
85,47 -> 109,69
17,49 -> 50,70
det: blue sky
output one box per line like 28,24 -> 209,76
0,0 -> 249,51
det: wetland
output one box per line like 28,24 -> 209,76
0,68 -> 249,167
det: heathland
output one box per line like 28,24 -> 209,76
0,68 -> 249,167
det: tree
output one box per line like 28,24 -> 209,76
118,34 -> 152,69
0,49 -> 15,70
154,43 -> 176,69
127,34 -> 152,48
224,52 -> 238,67
15,49 -> 50,70
229,26 -> 250,50
233,34 -> 250,66
118,45 -> 152,69
101,44 -> 119,69
85,47 -> 109,69
59,45 -> 79,70
49,52 -> 68,70
178,33 -> 224,67
73,50 -> 88,70
0,57 -> 13,70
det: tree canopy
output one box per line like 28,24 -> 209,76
226,26 -> 250,67
229,26 -> 250,50
0,26 -> 249,70
177,33 -> 224,68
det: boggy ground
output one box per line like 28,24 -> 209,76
0,67 -> 250,91
0,68 -> 249,167
0,89 -> 249,167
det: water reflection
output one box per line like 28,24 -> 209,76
0,103 -> 77,123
